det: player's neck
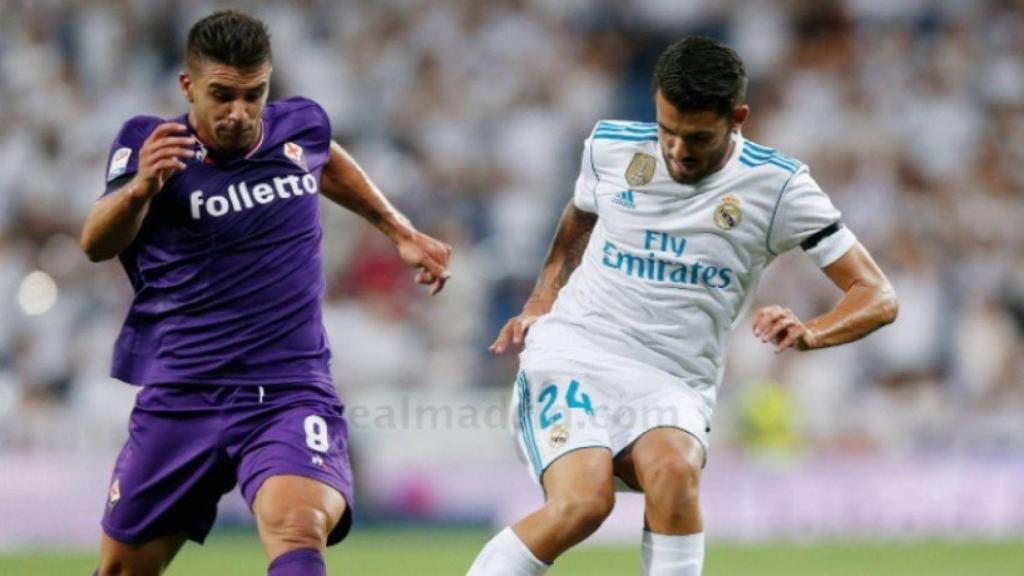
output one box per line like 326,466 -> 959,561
709,137 -> 736,176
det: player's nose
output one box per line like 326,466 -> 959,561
227,99 -> 248,121
667,137 -> 689,161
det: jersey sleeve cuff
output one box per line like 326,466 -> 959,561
573,194 -> 597,213
806,226 -> 856,268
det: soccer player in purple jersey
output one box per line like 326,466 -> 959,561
79,11 -> 452,576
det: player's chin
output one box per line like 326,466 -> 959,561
217,130 -> 254,150
669,164 -> 704,184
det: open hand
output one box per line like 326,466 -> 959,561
489,297 -> 554,355
396,231 -> 452,295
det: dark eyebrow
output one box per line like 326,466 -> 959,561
207,82 -> 267,93
658,122 -> 716,138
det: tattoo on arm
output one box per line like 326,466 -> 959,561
534,203 -> 597,300
556,211 -> 595,287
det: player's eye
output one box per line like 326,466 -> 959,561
212,92 -> 233,103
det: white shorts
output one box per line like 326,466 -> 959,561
510,351 -> 711,485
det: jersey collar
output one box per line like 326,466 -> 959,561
183,113 -> 265,165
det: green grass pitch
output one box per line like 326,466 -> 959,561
2,528 -> 1021,575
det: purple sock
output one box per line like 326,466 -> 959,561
268,548 -> 326,576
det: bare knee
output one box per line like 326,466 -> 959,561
643,456 -> 701,507
96,557 -> 126,576
97,533 -> 183,576
97,552 -> 160,576
260,505 -> 329,550
547,491 -> 615,536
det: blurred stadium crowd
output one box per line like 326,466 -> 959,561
1,0 -> 1023,458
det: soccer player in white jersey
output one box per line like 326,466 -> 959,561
467,37 -> 898,576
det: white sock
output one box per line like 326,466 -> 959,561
641,530 -> 705,576
466,527 -> 549,576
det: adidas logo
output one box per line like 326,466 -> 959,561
612,189 -> 636,209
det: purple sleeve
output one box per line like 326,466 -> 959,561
103,116 -> 162,195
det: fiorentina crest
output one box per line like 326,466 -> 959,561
283,141 -> 308,172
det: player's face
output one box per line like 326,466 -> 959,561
180,60 -> 272,152
655,90 -> 748,185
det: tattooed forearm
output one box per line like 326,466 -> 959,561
555,211 -> 595,287
531,202 -> 598,302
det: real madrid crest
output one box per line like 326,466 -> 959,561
714,196 -> 742,230
625,152 -> 657,187
549,424 -> 569,449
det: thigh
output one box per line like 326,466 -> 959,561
103,388 -> 235,547
512,367 -> 612,485
541,445 -> 615,500
252,474 -> 348,559
97,531 -> 188,576
236,394 -> 354,546
609,381 -> 710,484
614,427 -> 705,491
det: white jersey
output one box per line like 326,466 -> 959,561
523,120 -> 857,417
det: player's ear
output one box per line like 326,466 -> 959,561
732,105 -> 750,131
179,71 -> 194,104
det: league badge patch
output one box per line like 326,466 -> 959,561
107,478 -> 121,509
107,147 -> 132,182
283,142 -> 308,172
625,152 -> 657,187
194,140 -> 208,164
714,196 -> 743,230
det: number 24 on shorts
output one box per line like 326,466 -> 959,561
538,379 -> 594,429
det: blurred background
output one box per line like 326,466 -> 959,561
1,0 -> 1023,572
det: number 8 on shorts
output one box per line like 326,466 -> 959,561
304,415 -> 330,453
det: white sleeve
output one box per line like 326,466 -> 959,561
572,136 -> 599,213
767,169 -> 857,267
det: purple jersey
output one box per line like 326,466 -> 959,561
103,97 -> 333,387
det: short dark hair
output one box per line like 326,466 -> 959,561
653,37 -> 747,117
186,10 -> 272,71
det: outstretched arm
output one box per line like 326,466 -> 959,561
753,242 -> 898,353
319,141 -> 452,295
490,201 -> 598,354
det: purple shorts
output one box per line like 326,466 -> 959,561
101,383 -> 354,546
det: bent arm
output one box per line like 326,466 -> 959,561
489,201 -> 597,354
319,140 -> 452,292
525,201 -> 598,311
804,242 -> 898,349
319,141 -> 414,242
80,179 -> 153,262
81,121 -> 193,262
